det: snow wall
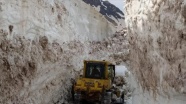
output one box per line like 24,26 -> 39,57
0,0 -> 116,103
125,0 -> 186,104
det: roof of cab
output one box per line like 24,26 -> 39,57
84,60 -> 113,64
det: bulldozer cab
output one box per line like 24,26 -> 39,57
83,60 -> 115,80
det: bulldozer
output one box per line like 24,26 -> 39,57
72,60 -> 124,104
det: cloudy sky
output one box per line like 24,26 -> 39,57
108,0 -> 124,11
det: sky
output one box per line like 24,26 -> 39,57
107,0 -> 124,12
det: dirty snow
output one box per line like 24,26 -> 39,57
125,0 -> 186,104
0,0 -> 117,103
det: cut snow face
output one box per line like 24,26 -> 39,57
0,0 -> 117,103
125,0 -> 186,104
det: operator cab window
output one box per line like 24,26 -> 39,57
85,62 -> 105,79
108,65 -> 115,82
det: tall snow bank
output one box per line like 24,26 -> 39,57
0,0 -> 115,42
0,0 -> 116,103
125,0 -> 186,104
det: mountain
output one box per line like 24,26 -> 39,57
82,0 -> 125,26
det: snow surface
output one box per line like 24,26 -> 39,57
125,0 -> 186,104
115,65 -> 128,76
0,0 -> 115,43
0,0 -> 117,103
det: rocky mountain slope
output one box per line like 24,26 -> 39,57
125,0 -> 186,104
82,0 -> 125,28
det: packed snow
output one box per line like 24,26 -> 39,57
125,0 -> 186,104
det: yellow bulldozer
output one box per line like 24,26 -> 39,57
72,60 -> 124,104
